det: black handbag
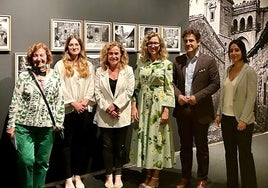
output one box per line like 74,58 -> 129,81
0,112 -> 20,186
28,68 -> 64,139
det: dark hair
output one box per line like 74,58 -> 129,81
182,28 -> 201,41
228,39 -> 249,63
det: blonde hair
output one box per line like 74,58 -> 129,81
140,32 -> 168,63
26,43 -> 53,67
100,41 -> 129,70
62,35 -> 90,78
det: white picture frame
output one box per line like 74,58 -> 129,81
0,15 -> 11,51
138,24 -> 160,51
84,21 -> 111,51
50,18 -> 83,51
160,26 -> 181,52
113,22 -> 137,52
15,52 -> 27,82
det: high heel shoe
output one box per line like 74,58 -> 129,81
104,174 -> 114,188
114,175 -> 123,188
139,175 -> 152,188
145,177 -> 159,188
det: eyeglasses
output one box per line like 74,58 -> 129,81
147,42 -> 160,47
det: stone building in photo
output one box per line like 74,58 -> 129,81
189,0 -> 268,142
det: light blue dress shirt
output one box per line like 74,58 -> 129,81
185,51 -> 199,97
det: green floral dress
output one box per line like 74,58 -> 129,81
130,59 -> 175,170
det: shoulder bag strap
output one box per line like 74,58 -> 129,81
27,68 -> 56,126
28,68 -> 64,139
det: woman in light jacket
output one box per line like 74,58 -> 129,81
94,41 -> 135,188
54,35 -> 95,188
215,39 -> 257,188
6,42 -> 65,188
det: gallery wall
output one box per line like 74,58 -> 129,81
0,0 -> 189,150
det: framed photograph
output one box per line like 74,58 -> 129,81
113,22 -> 137,52
0,15 -> 11,51
84,21 -> 111,51
15,52 -> 27,82
50,18 -> 83,51
160,26 -> 181,52
138,24 -> 160,51
87,53 -> 101,72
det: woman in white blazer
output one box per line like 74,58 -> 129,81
94,41 -> 135,188
215,39 -> 257,188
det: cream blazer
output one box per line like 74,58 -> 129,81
217,63 -> 257,124
94,65 -> 135,128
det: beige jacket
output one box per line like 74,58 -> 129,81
217,63 -> 257,124
94,65 -> 135,128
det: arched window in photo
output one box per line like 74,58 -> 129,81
240,17 -> 245,31
247,16 -> 253,30
232,19 -> 238,32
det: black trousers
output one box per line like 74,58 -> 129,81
62,111 -> 94,178
100,126 -> 129,175
176,107 -> 209,180
221,115 -> 257,188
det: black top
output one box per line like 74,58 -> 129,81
109,78 -> 117,95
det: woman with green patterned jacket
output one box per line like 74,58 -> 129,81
6,42 -> 65,188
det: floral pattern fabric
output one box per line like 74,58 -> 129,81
7,69 -> 65,129
130,59 -> 175,170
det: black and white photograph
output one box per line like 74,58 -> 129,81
0,15 -> 11,51
14,52 -> 27,82
87,53 -> 101,72
50,18 -> 82,51
113,22 -> 137,51
161,26 -> 181,52
84,21 -> 111,51
1,1 -> 268,188
138,24 -> 159,51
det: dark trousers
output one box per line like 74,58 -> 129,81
62,111 -> 94,178
100,126 -> 128,175
176,107 -> 209,180
221,115 -> 257,188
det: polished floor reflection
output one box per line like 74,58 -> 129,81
45,132 -> 268,188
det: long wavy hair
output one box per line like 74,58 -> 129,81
62,35 -> 90,78
100,41 -> 129,70
139,32 -> 168,63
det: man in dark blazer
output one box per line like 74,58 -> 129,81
173,28 -> 220,188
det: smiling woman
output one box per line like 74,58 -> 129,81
94,41 -> 135,188
130,32 -> 175,188
6,42 -> 65,188
54,35 -> 96,188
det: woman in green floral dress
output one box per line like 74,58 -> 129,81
130,32 -> 175,188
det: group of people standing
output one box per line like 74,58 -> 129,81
5,27 -> 258,188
